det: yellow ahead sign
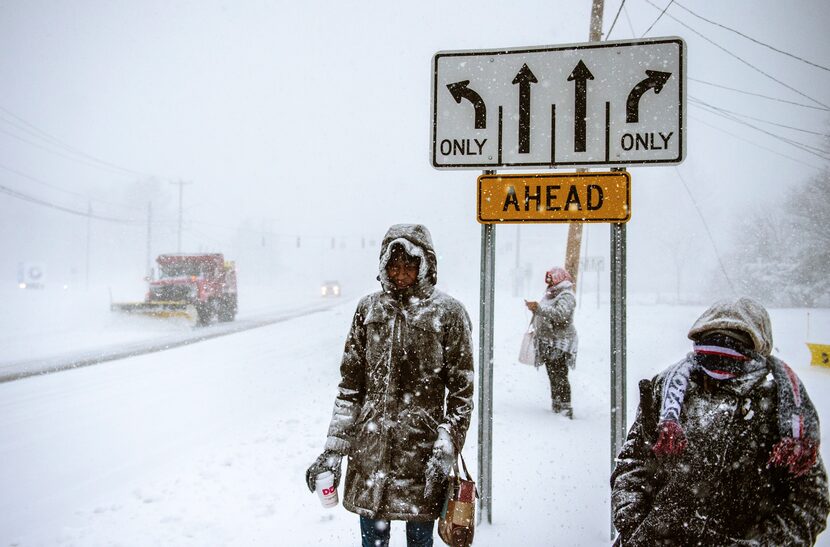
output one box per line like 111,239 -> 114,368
477,172 -> 631,223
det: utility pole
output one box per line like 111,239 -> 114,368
512,225 -> 522,297
86,200 -> 92,290
170,180 -> 191,253
564,0 -> 605,284
146,202 -> 153,278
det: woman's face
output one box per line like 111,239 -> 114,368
386,254 -> 419,290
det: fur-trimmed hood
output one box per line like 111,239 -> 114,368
377,224 -> 438,298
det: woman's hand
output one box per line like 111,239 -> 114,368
525,300 -> 538,313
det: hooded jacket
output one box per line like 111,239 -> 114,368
324,224 -> 475,520
611,298 -> 829,546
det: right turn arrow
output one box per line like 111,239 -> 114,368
447,80 -> 487,129
626,70 -> 672,123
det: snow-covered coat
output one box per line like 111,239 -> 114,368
324,224 -> 475,521
532,281 -> 578,360
611,300 -> 830,546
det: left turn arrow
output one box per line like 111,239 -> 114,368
447,80 -> 487,129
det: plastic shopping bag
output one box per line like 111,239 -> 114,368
518,324 -> 535,366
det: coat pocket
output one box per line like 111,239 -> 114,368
406,314 -> 444,369
362,308 -> 391,386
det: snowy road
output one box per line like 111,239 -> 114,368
2,295 -> 829,546
0,301 -> 339,383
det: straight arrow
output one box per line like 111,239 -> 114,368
626,70 -> 672,123
567,60 -> 594,153
447,80 -> 487,129
512,64 -> 538,154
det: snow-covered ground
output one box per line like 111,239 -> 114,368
0,273 -> 371,367
1,287 -> 829,546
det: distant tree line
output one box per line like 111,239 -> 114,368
719,167 -> 830,307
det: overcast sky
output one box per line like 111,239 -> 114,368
1,0 -> 828,296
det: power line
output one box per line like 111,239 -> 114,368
605,0 -> 627,40
0,162 -> 146,212
671,0 -> 830,72
689,114 -> 823,171
693,102 -> 829,160
641,0 -> 674,37
689,98 -> 830,160
688,96 -> 827,137
673,167 -> 736,295
0,105 -> 167,180
0,127 -> 142,178
0,183 -> 141,224
622,3 -> 637,37
642,0 -> 829,109
689,78 -> 829,111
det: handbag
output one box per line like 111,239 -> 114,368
518,318 -> 536,366
438,448 -> 478,547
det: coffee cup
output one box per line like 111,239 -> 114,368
316,471 -> 338,508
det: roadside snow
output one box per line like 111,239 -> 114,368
1,292 -> 828,546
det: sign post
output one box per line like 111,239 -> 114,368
431,35 -> 685,530
477,209 -> 496,525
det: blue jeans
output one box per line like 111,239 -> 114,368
359,516 -> 434,547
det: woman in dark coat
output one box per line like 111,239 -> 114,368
611,297 -> 829,546
306,224 -> 475,547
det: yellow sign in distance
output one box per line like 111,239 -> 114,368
477,171 -> 631,224
808,343 -> 830,368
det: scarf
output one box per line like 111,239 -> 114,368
542,279 -> 573,300
654,344 -> 820,477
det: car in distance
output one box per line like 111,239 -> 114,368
321,280 -> 341,297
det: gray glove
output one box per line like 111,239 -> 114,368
423,427 -> 455,499
305,450 -> 343,493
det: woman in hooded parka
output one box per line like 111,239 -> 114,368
611,297 -> 830,546
306,224 -> 475,547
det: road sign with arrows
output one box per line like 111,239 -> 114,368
431,37 -> 685,169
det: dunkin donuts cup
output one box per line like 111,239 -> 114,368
316,471 -> 338,508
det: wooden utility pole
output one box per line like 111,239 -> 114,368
564,0 -> 605,284
86,200 -> 92,290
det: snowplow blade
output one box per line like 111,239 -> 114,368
110,301 -> 196,320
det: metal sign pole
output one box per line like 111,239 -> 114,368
609,216 -> 627,539
478,169 -> 496,525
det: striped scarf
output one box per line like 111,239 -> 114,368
654,345 -> 820,477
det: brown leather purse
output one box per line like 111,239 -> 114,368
438,449 -> 478,547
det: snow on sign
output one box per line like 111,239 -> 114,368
431,37 -> 685,169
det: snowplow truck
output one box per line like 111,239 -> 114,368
112,253 -> 238,325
